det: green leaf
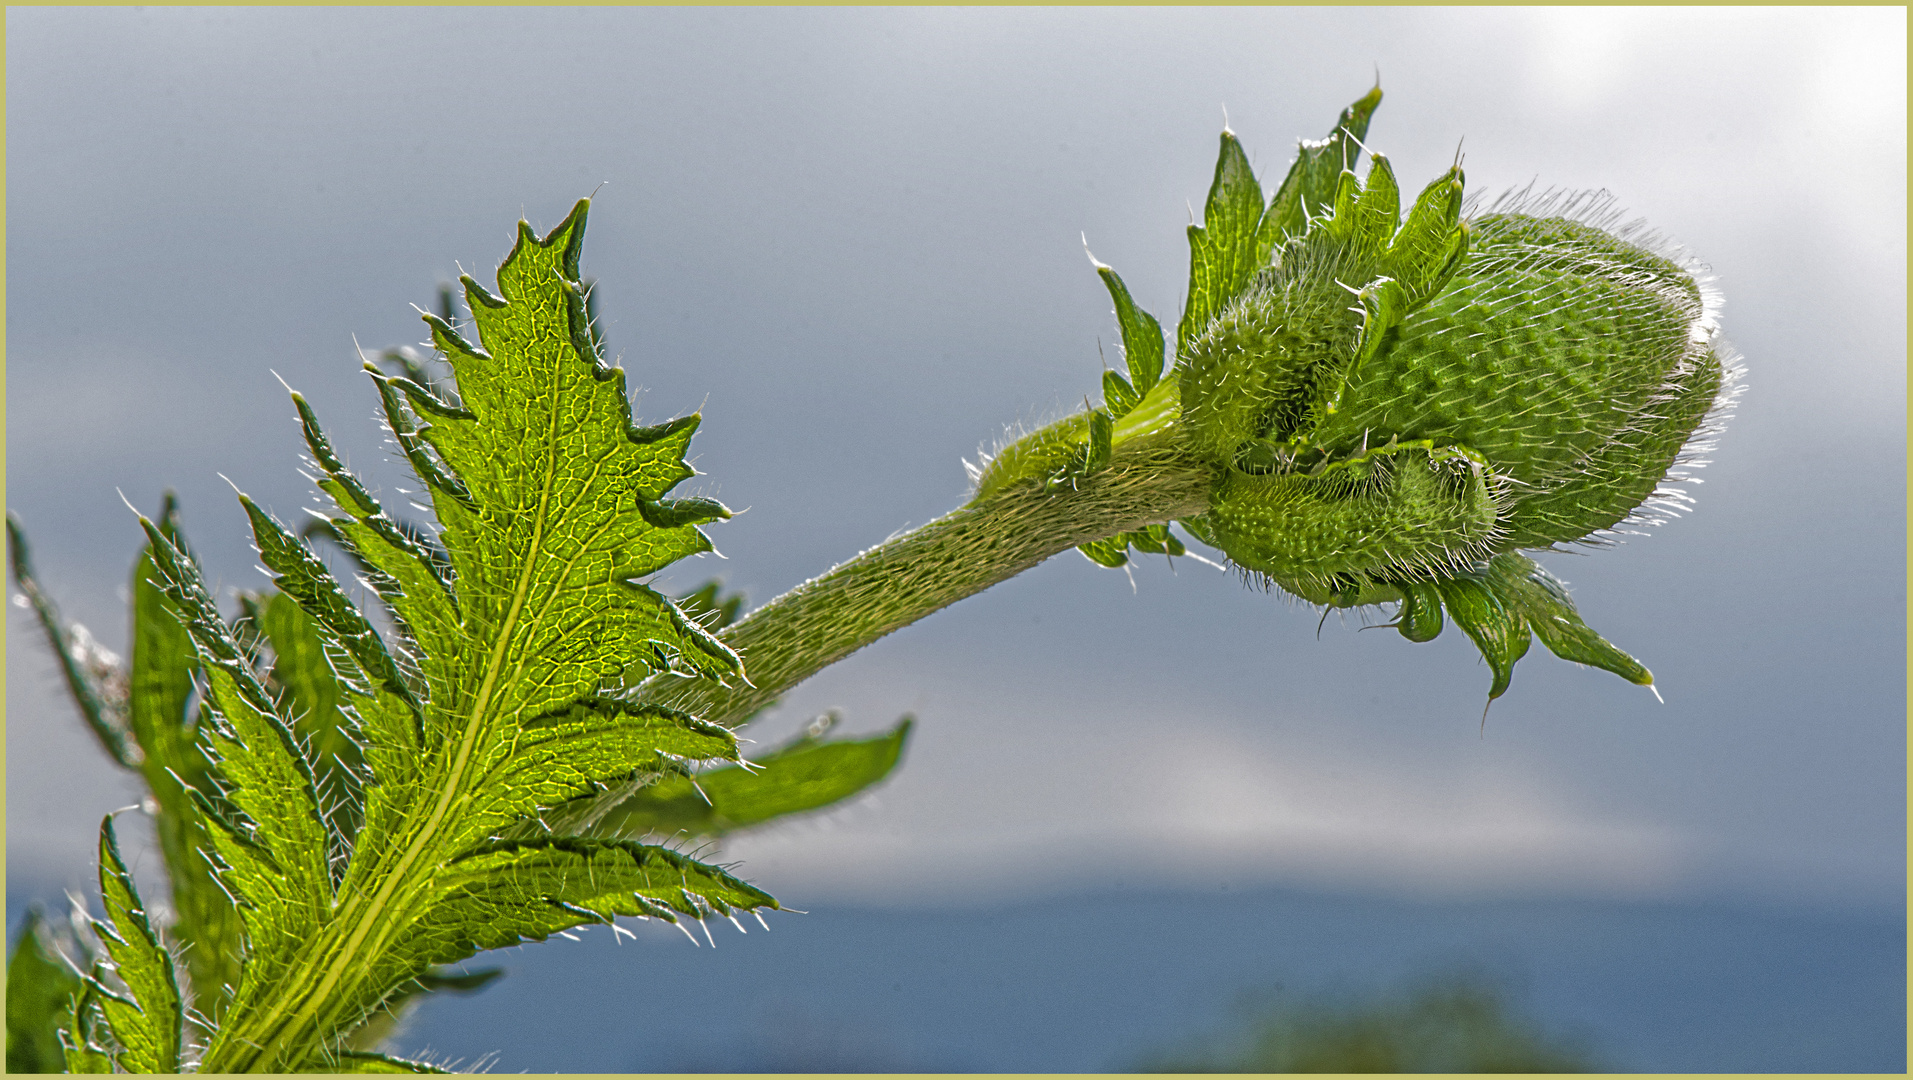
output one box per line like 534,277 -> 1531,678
396,837 -> 777,970
595,718 -> 912,838
7,908 -> 85,1074
6,512 -> 137,768
126,499 -> 248,1010
675,580 -> 746,632
188,200 -> 768,1071
58,979 -> 113,1074
240,493 -> 420,715
457,697 -> 741,841
91,816 -> 184,1074
137,514 -> 337,1009
340,966 -> 503,1057
413,198 -> 741,695
307,1049 -> 451,1073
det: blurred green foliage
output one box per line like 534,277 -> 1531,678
1137,970 -> 1601,1073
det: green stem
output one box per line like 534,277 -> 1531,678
638,426 -> 1210,728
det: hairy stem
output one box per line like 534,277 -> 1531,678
640,428 -> 1210,728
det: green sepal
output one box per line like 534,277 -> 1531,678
1397,554 -> 1652,697
593,717 -> 913,838
1394,580 -> 1445,643
7,908 -> 86,1074
1095,263 -> 1165,395
1087,409 -> 1113,472
1381,167 -> 1470,306
1258,83 -> 1383,248
1102,368 -> 1140,419
6,512 -> 138,768
1128,523 -> 1187,556
1436,574 -> 1533,701
1487,554 -> 1653,687
92,816 -> 184,1074
1078,536 -> 1132,568
1327,276 -> 1411,419
1179,129 -> 1269,354
1049,410 -> 1114,491
1079,523 -> 1189,569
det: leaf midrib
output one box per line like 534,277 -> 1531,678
228,337 -> 572,1071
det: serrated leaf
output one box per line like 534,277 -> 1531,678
8,908 -> 85,1074
596,718 -> 912,838
58,979 -> 113,1075
192,201 -> 768,1071
394,837 -> 777,972
414,198 -> 740,701
675,580 -> 745,632
111,497 -> 248,1015
92,816 -> 183,1074
455,697 -> 740,845
308,1049 -> 451,1073
262,590 -> 370,848
138,513 -> 336,1004
340,965 -> 504,1057
241,493 -> 420,715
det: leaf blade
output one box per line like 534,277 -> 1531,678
93,816 -> 183,1074
7,908 -> 85,1074
596,718 -> 912,838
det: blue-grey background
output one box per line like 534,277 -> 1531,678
7,7 -> 1905,1072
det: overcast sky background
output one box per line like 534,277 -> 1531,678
6,6 -> 1905,938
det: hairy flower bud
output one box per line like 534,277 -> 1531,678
976,87 -> 1741,701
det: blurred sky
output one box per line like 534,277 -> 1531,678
6,8 -> 1906,916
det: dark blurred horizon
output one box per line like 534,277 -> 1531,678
384,885 -> 1908,1072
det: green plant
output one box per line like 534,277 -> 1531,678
1136,970 -> 1602,1073
6,85 -> 1734,1072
